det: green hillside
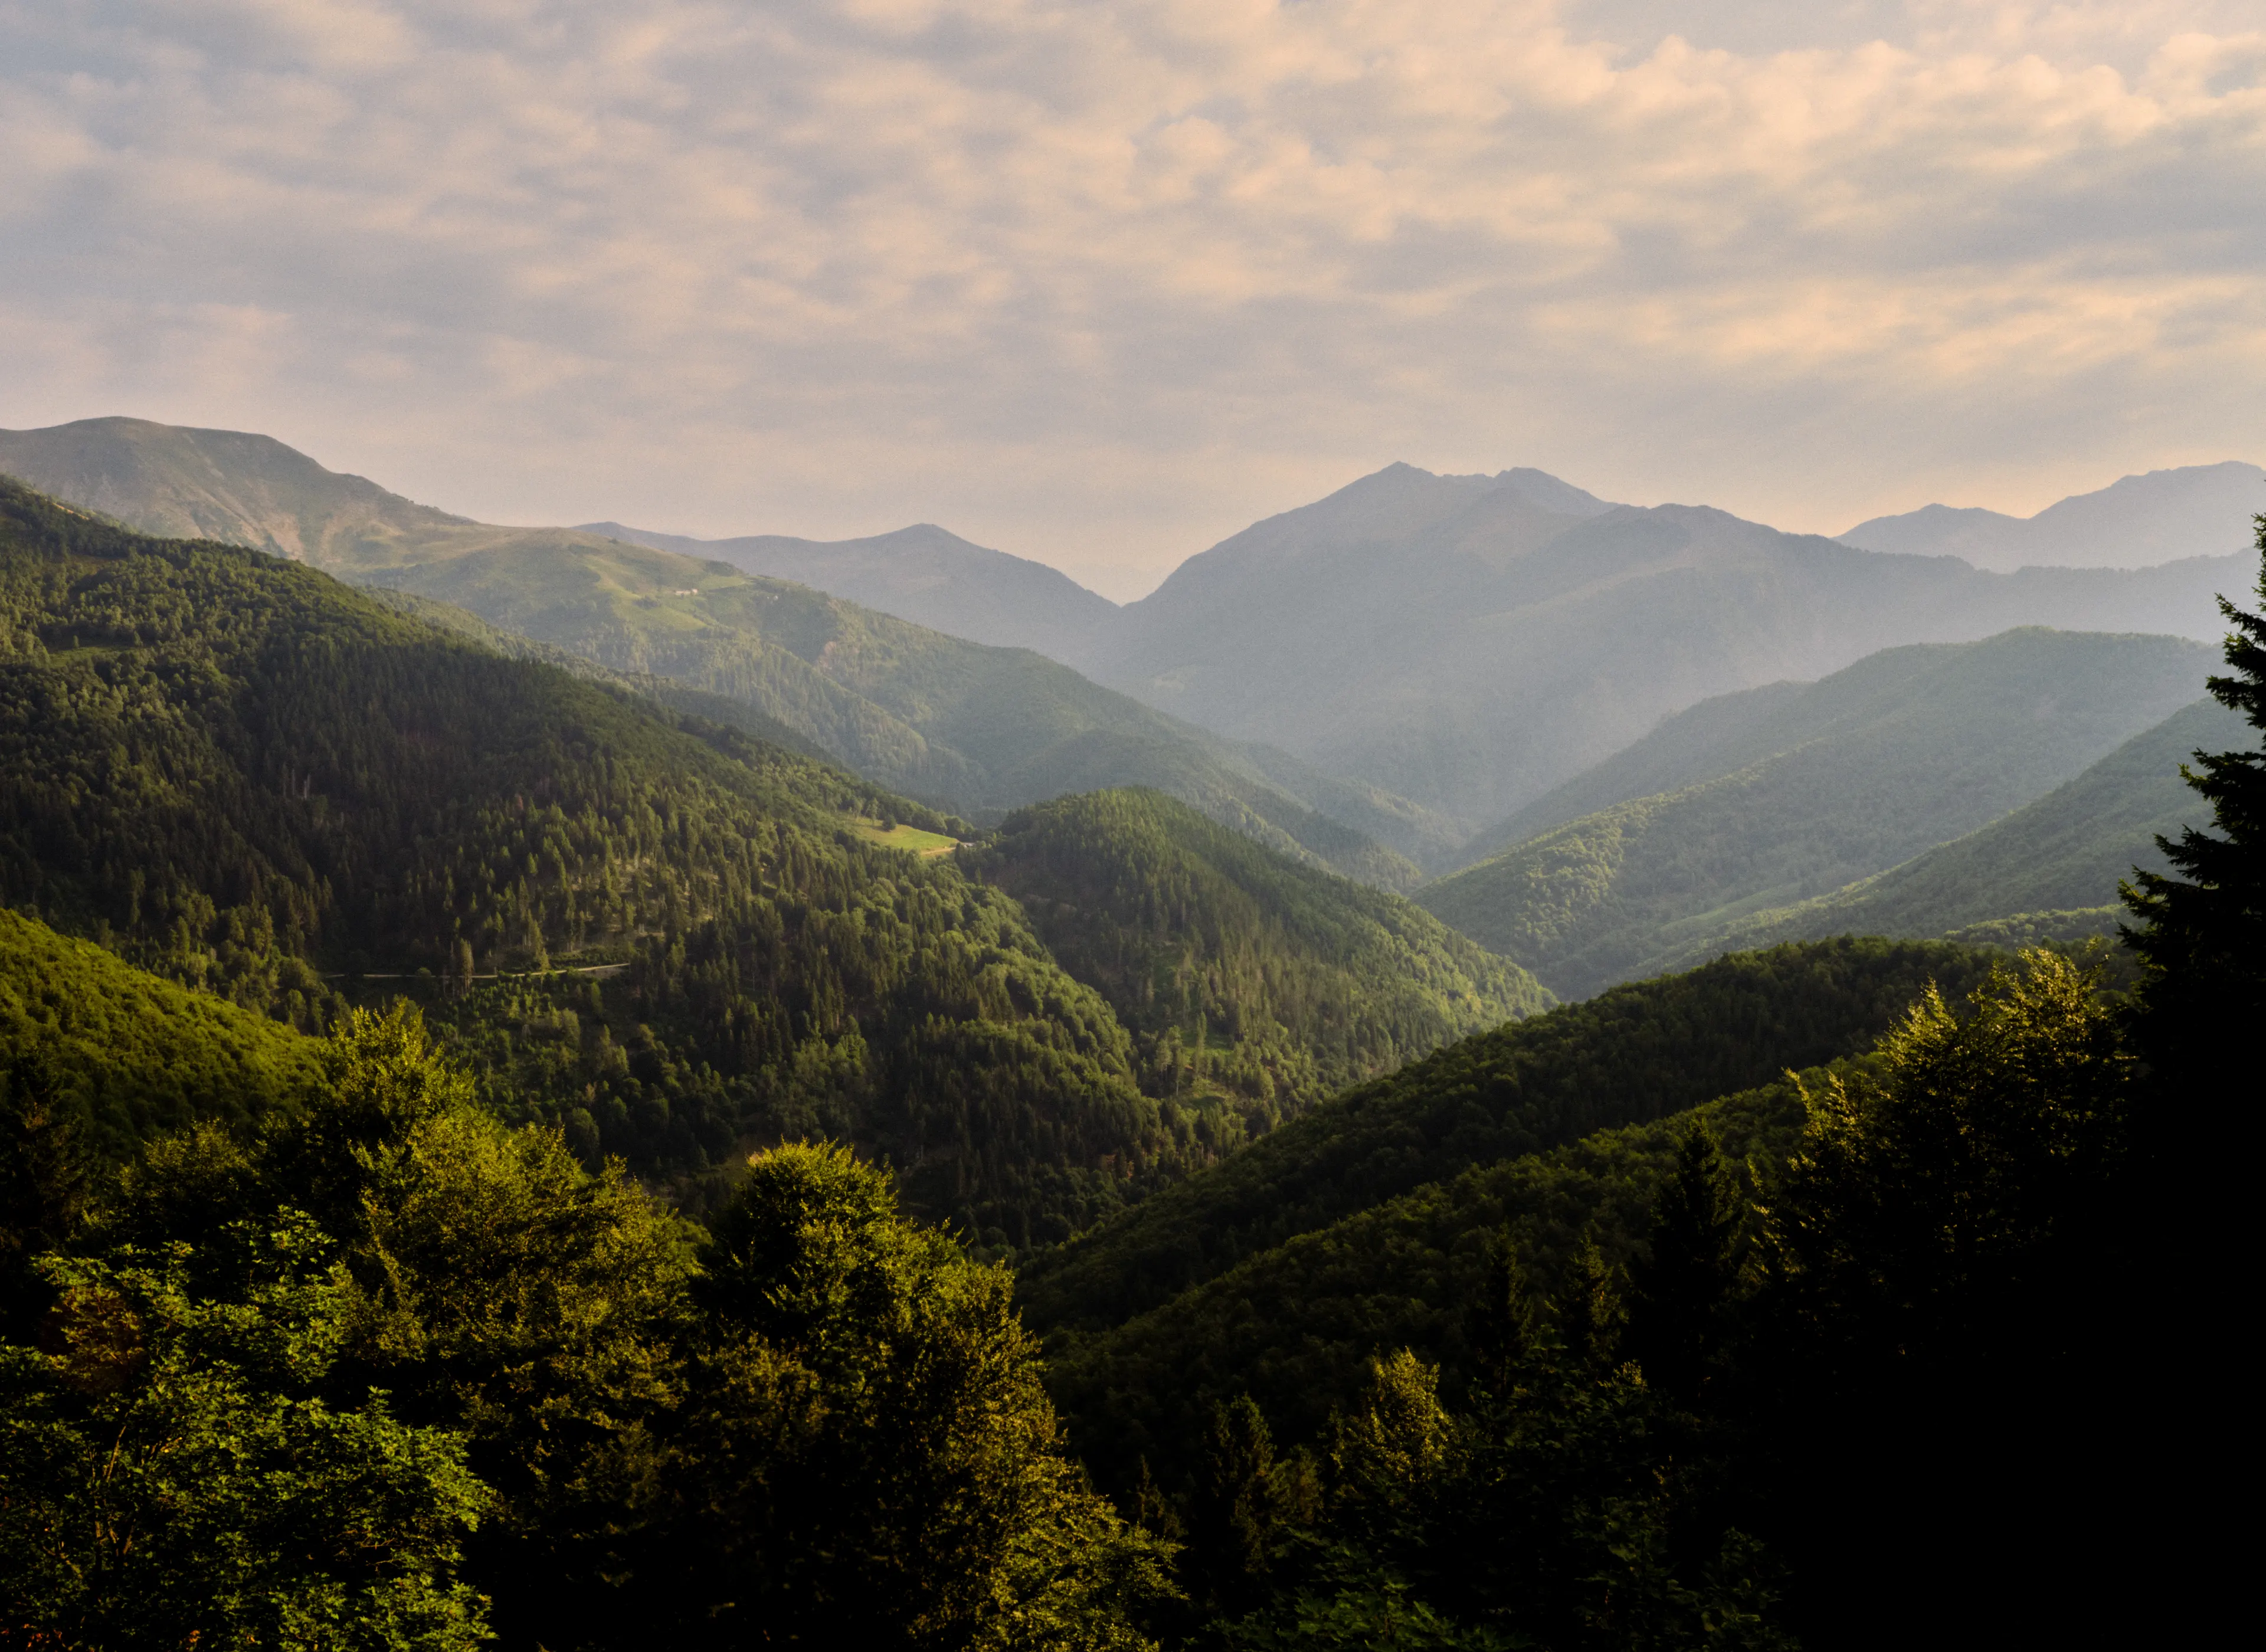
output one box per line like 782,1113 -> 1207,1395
971,789 -> 1549,1125
0,906 -> 319,1156
369,536 -> 1429,883
1417,628 -> 2210,997
1016,936 -> 1998,1338
0,477 -> 1196,1239
1661,693 -> 2248,961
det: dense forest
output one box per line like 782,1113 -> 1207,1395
972,789 -> 1547,1123
2,476 -> 2257,1648
0,480 -> 1237,1244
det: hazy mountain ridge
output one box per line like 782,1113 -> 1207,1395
1650,693 -> 2248,966
1412,628 -> 2213,997
0,417 -> 1438,886
1089,470 -> 2247,824
580,518 -> 1119,665
1842,460 -> 2264,571
9,415 -> 2253,877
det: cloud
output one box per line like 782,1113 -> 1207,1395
0,0 -> 2260,592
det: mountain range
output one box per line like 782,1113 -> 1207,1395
0,417 -> 1448,883
1412,628 -> 2213,998
9,418 -> 2255,861
1841,460 -> 2265,571
1,415 -> 2248,1647
1073,464 -> 2251,825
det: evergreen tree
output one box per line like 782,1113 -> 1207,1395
2121,509 -> 2266,1082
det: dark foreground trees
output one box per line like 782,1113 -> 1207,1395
1141,948 -> 2146,1651
0,1006 -> 1171,1650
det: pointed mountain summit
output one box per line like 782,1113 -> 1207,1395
1841,460 -> 2265,571
1087,463 -> 2244,827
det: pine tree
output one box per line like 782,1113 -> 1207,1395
2121,507 -> 2266,1081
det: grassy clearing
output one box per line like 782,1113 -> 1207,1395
848,818 -> 962,857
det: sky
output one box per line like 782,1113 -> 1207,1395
1,1 -> 2260,599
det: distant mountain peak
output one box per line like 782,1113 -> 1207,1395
1839,460 -> 2264,572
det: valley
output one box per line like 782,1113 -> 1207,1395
1,421 -> 2256,1650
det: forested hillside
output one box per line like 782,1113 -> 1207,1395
1416,628 -> 2208,995
1042,1064 -> 1831,1490
365,536 -> 1433,882
971,789 -> 1548,1123
0,477 -> 1210,1240
1016,938 -> 1997,1336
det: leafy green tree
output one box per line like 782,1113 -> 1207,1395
1217,1340 -> 1787,1652
1747,951 -> 2136,1648
626,1142 -> 1175,1649
0,1218 -> 493,1649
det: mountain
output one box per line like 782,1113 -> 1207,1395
0,475 -> 1199,1240
970,789 -> 1549,1119
1082,463 -> 2246,826
0,414 -> 512,565
0,477 -> 1551,1243
1654,693 -> 2248,962
581,519 -> 1119,665
0,416 -> 1447,882
1842,461 -> 2265,571
1412,628 -> 2209,998
358,535 -> 1435,883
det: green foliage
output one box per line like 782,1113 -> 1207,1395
0,1218 -> 495,1650
626,1142 -> 1176,1650
4,1011 -> 1167,1651
974,789 -> 1549,1123
1419,628 -> 2212,996
1017,938 -> 1996,1343
1726,952 -> 2143,1644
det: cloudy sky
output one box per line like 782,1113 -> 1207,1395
2,1 -> 2260,596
